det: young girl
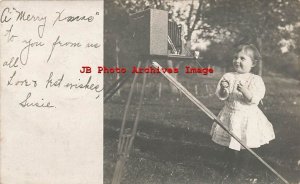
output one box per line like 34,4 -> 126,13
210,44 -> 275,175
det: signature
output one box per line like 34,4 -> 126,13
19,92 -> 55,108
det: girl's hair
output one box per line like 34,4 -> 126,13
236,44 -> 262,66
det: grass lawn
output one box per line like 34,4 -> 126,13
104,71 -> 300,184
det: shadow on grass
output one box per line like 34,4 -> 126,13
104,117 -> 298,184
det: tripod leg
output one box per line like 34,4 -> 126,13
111,62 -> 141,184
111,155 -> 126,184
117,62 -> 140,151
127,68 -> 148,154
104,74 -> 127,94
104,74 -> 132,103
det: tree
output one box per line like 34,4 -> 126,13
105,0 -> 300,77
201,0 -> 300,75
172,0 -> 211,42
169,0 -> 300,76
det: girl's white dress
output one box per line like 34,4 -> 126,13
210,72 -> 275,151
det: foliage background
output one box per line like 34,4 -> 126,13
104,0 -> 300,79
104,1 -> 300,183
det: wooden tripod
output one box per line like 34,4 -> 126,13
109,62 -> 148,184
105,60 -> 289,184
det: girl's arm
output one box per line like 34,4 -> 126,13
237,82 -> 253,102
238,76 -> 266,104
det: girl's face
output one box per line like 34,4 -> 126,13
233,51 -> 255,74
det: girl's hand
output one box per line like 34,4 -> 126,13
237,82 -> 253,102
220,80 -> 229,89
237,82 -> 247,93
219,80 -> 229,99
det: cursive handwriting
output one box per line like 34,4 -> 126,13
3,57 -> 20,68
4,24 -> 18,42
1,7 -> 47,38
45,72 -> 64,88
0,7 -> 12,23
45,72 -> 103,99
86,42 -> 101,48
53,9 -> 94,26
64,76 -> 103,99
7,71 -> 38,87
13,7 -> 47,38
2,5 -> 103,109
20,39 -> 45,65
19,92 -> 55,108
46,36 -> 81,63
